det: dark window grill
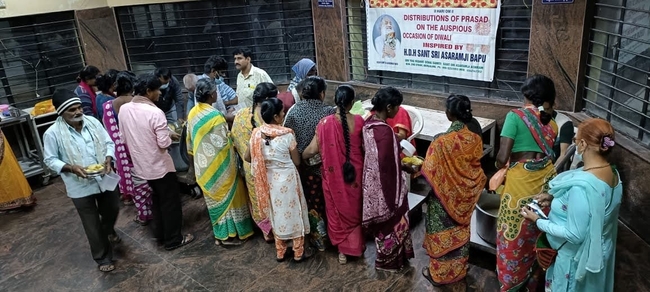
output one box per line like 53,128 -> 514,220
345,0 -> 533,101
583,0 -> 650,147
115,0 -> 316,87
0,11 -> 85,108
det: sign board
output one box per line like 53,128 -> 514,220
365,1 -> 501,82
542,0 -> 574,4
318,0 -> 334,8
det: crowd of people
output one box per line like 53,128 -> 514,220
0,47 -> 622,291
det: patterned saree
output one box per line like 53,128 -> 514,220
421,121 -> 486,284
497,106 -> 557,292
187,103 -> 254,241
231,107 -> 272,236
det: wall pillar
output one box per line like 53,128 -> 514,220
75,7 -> 128,71
311,0 -> 350,82
527,0 -> 591,112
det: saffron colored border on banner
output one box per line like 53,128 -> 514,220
366,0 -> 501,82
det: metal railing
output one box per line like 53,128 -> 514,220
583,0 -> 650,146
115,0 -> 316,87
0,11 -> 85,108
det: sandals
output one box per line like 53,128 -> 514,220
215,237 -> 247,246
108,234 -> 121,244
338,253 -> 347,265
133,218 -> 149,226
376,265 -> 407,274
294,247 -> 315,263
276,249 -> 294,262
422,267 -> 442,287
263,233 -> 275,244
98,263 -> 115,273
165,234 -> 195,251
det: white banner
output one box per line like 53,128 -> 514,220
366,1 -> 501,82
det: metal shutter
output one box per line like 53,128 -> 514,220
115,0 -> 316,87
345,0 -> 533,101
583,0 -> 650,146
0,11 -> 85,108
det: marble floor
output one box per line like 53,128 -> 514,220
0,178 -> 500,292
1,178 -> 649,291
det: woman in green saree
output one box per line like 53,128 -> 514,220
187,79 -> 254,245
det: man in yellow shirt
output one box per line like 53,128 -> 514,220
234,48 -> 274,108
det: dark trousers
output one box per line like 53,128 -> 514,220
71,190 -> 120,265
147,172 -> 183,249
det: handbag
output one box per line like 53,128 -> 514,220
534,232 -> 566,270
489,161 -> 509,191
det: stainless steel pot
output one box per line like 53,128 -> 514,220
475,190 -> 500,246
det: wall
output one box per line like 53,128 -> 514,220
527,0 -> 591,112
76,8 -> 127,71
106,0 -> 195,7
0,0 -> 197,18
311,0 -> 349,81
0,0 -> 107,18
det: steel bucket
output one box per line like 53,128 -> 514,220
475,190 -> 500,246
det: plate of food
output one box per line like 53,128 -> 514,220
401,156 -> 424,172
85,163 -> 105,176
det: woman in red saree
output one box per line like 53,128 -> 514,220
420,95 -> 486,286
303,85 -> 364,265
387,106 -> 414,143
362,87 -> 414,272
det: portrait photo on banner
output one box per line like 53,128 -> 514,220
372,15 -> 402,61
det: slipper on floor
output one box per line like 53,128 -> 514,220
165,234 -> 195,251
294,247 -> 315,263
220,237 -> 248,246
133,218 -> 149,226
98,263 -> 115,273
108,234 -> 121,244
422,267 -> 442,287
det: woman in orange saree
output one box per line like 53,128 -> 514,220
0,129 -> 36,212
420,95 -> 486,286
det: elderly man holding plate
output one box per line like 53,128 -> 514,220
43,88 -> 120,273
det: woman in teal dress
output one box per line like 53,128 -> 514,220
521,118 -> 622,292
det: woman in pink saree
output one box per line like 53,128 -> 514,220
303,85 -> 364,265
102,71 -> 153,225
362,87 -> 414,272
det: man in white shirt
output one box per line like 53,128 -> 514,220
233,48 -> 273,108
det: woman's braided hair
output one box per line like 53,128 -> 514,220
335,85 -> 356,184
250,82 -> 278,129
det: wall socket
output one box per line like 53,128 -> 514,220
0,1 -> 6,9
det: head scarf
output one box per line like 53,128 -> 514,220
288,59 -> 316,93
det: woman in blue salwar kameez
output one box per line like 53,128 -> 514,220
521,118 -> 622,292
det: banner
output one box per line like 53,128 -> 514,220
366,0 -> 501,82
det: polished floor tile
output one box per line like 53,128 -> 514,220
0,177 -> 647,291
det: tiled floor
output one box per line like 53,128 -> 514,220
0,178 -> 499,292
2,178 -> 649,291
